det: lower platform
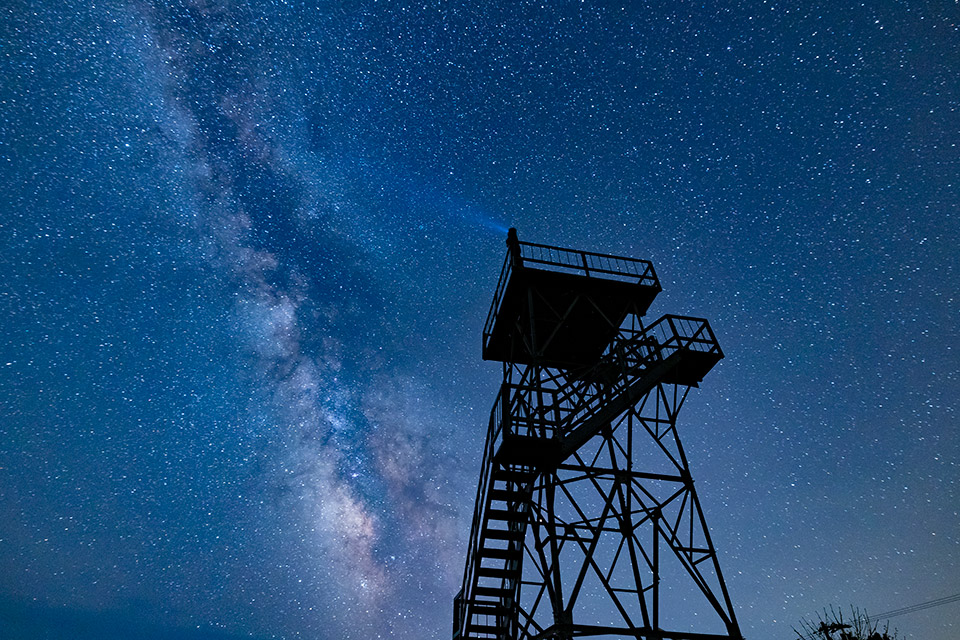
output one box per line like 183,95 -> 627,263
494,433 -> 562,468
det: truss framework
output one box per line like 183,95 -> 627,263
455,232 -> 742,640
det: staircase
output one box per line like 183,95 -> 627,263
458,464 -> 533,639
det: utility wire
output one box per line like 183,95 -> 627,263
871,592 -> 960,620
793,593 -> 960,640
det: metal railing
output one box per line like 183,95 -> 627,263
456,385 -> 507,639
555,315 -> 722,435
500,383 -> 561,441
517,240 -> 659,283
483,250 -> 514,352
482,239 -> 660,357
456,379 -> 563,639
641,315 -> 722,357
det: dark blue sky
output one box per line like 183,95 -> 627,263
1,1 -> 957,639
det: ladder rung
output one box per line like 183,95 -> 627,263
473,586 -> 510,598
487,508 -> 525,522
477,566 -> 519,579
484,529 -> 524,542
470,603 -> 509,616
467,623 -> 507,633
489,488 -> 526,503
479,547 -> 522,560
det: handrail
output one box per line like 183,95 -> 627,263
517,240 -> 659,285
555,315 -> 721,444
453,589 -> 464,638
483,315 -> 721,456
482,251 -> 513,349
482,238 -> 661,357
642,315 -> 722,356
503,384 -> 560,440
456,386 -> 508,638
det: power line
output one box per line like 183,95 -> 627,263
871,592 -> 960,620
793,593 -> 960,640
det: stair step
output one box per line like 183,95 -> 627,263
473,585 -> 510,598
489,488 -> 527,503
477,566 -> 520,579
479,546 -> 523,560
467,623 -> 507,634
483,529 -> 524,542
470,603 -> 509,616
487,508 -> 526,522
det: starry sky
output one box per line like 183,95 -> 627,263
1,1 -> 958,639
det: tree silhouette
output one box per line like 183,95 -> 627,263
794,606 -> 898,640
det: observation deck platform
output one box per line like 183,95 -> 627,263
482,230 -> 662,368
485,314 -> 723,471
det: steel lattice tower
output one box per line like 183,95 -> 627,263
454,229 -> 743,640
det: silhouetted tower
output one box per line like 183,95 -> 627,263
454,229 -> 742,640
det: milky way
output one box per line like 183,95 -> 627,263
1,2 -> 958,639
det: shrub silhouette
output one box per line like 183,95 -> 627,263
794,606 -> 898,640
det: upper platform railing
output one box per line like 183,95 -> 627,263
483,230 -> 660,356
515,240 -> 659,282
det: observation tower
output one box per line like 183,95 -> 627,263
453,229 -> 742,640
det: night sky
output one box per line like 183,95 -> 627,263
1,1 -> 958,639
